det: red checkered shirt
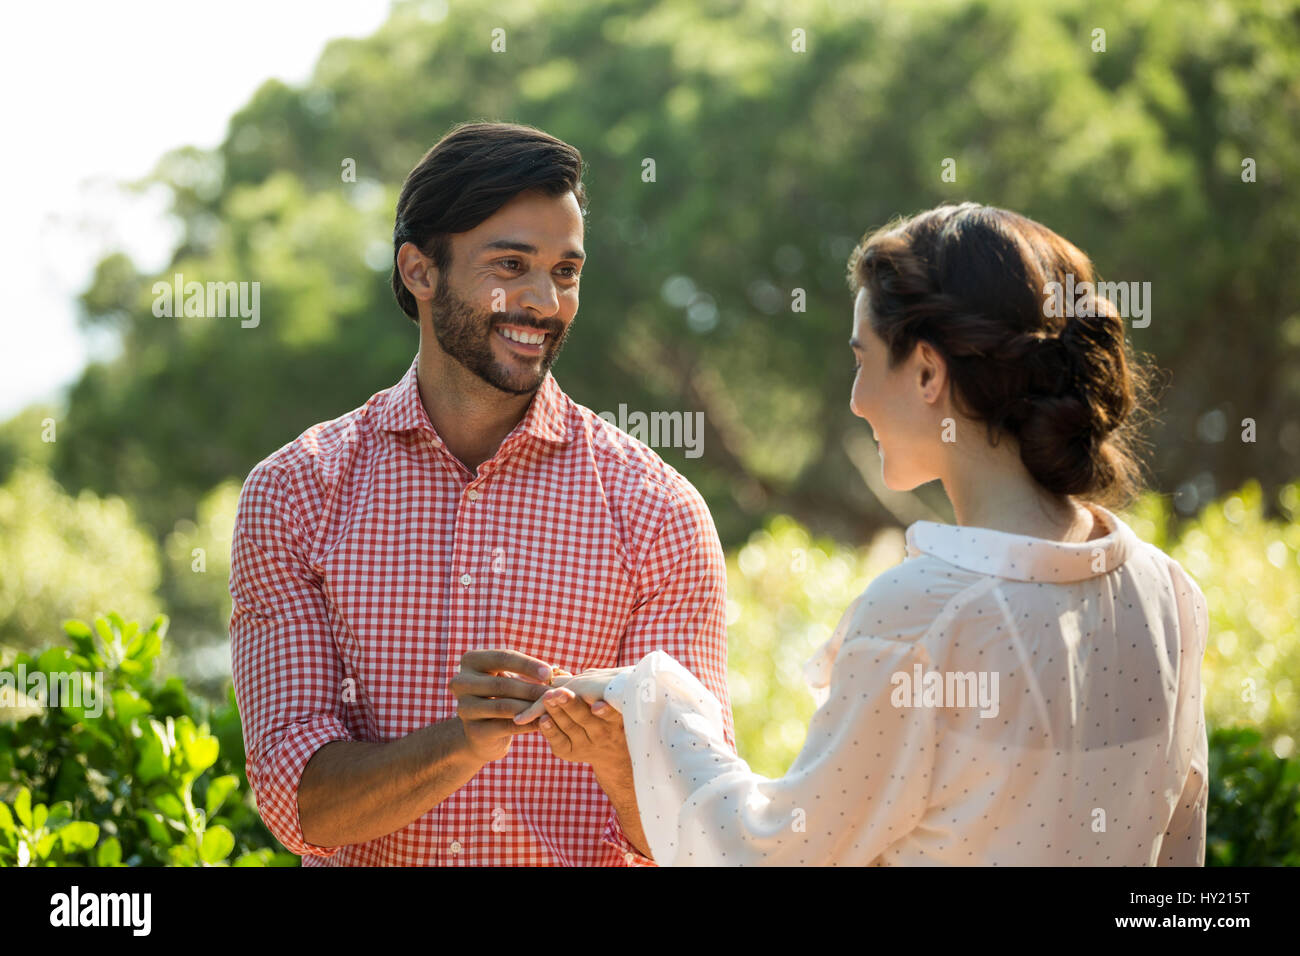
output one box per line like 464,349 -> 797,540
229,356 -> 735,865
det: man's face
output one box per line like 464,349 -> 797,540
429,189 -> 585,395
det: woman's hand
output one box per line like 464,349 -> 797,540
512,667 -> 625,725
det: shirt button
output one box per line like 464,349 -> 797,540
450,840 -> 463,855
459,573 -> 473,586
624,851 -> 634,863
466,488 -> 479,501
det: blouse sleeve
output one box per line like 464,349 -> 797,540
1158,559 -> 1210,866
604,625 -> 938,866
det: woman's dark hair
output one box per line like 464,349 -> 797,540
846,202 -> 1156,510
391,121 -> 588,320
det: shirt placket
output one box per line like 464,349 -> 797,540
442,443 -> 512,866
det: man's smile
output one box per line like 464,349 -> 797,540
495,324 -> 550,357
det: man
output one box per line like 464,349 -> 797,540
229,121 -> 735,866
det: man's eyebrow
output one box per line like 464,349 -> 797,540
481,239 -> 586,261
849,337 -> 862,348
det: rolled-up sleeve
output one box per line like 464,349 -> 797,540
229,462 -> 353,858
603,480 -> 734,864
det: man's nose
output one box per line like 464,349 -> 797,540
518,275 -> 560,317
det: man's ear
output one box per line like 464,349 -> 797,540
396,242 -> 438,304
916,341 -> 948,405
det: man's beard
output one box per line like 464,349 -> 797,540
430,275 -> 571,395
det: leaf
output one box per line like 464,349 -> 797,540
13,788 -> 32,828
205,774 -> 240,816
0,802 -> 13,833
32,803 -> 47,830
199,824 -> 235,864
184,735 -> 220,777
136,629 -> 163,663
135,810 -> 171,846
62,620 -> 98,660
93,616 -> 116,654
96,836 -> 122,867
151,792 -> 185,820
123,624 -> 144,660
167,843 -> 198,866
135,722 -> 167,783
111,688 -> 151,725
62,619 -> 93,641
37,646 -> 73,674
58,821 -> 99,852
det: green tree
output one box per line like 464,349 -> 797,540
46,0 -> 1300,549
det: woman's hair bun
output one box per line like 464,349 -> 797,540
847,203 -> 1154,508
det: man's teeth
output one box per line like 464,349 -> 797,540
499,328 -> 547,346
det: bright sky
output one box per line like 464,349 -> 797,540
0,0 -> 397,419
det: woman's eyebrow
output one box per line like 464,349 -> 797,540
849,337 -> 862,348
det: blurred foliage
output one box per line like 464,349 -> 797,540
0,614 -> 295,866
725,514 -> 908,775
0,465 -> 161,653
1207,727 -> 1300,866
159,481 -> 241,690
12,0 -> 1293,548
1131,480 -> 1300,749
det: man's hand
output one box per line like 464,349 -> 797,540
450,649 -> 559,764
511,668 -> 626,725
519,679 -> 654,860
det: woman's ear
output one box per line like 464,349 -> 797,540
915,341 -> 948,405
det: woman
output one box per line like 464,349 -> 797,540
516,202 -> 1209,866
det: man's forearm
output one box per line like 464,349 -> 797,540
297,717 -> 483,848
594,758 -> 653,861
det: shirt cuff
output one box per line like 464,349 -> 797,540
603,667 -> 634,714
246,715 -> 354,858
602,811 -> 656,867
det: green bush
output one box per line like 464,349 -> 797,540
0,613 -> 295,867
1207,726 -> 1300,866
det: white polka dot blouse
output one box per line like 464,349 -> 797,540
600,504 -> 1210,866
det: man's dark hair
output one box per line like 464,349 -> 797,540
391,121 -> 588,321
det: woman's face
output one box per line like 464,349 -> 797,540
849,288 -> 945,491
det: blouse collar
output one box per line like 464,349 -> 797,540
904,504 -> 1139,582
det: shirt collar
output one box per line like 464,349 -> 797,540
373,357 -> 572,448
904,504 -> 1139,582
